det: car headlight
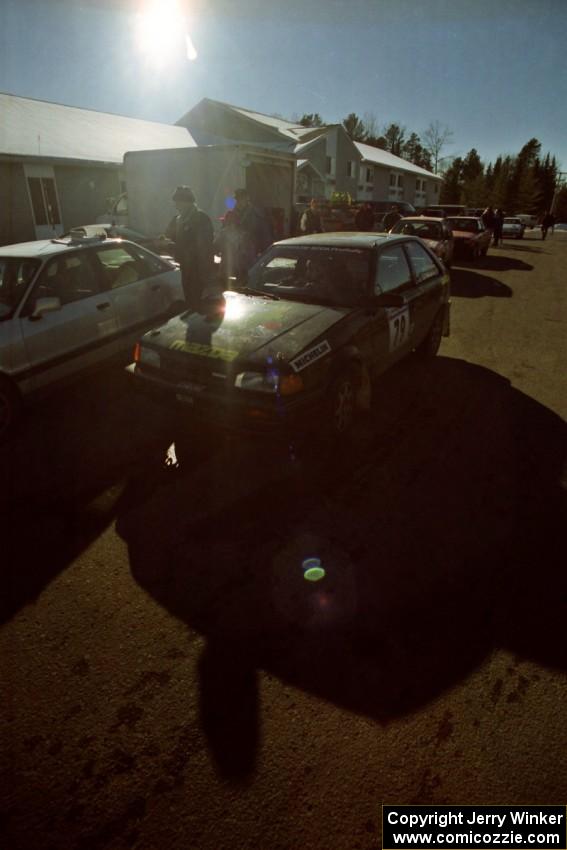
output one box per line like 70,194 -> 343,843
234,370 -> 304,395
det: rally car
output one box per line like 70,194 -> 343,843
128,233 -> 450,438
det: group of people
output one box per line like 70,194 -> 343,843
165,185 -> 273,311
298,199 -> 394,235
481,206 -> 505,247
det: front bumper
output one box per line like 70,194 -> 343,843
126,362 -> 325,435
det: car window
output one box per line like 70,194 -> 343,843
248,247 -> 371,307
31,252 -> 99,306
0,258 -> 40,318
93,244 -> 157,290
375,244 -> 412,294
404,241 -> 441,283
447,218 -> 479,233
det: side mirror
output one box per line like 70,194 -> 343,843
30,296 -> 62,319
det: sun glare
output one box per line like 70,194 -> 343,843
135,0 -> 197,68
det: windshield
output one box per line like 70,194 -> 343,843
247,246 -> 371,307
0,257 -> 41,319
447,218 -> 480,233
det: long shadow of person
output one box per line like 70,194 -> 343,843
115,356 -> 567,781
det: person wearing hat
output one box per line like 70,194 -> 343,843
165,186 -> 214,310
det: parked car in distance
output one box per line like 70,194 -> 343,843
445,216 -> 492,260
389,216 -> 454,267
128,232 -> 450,441
0,233 -> 184,439
63,224 -> 176,259
502,217 -> 525,239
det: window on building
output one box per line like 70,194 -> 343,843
346,160 -> 355,178
326,156 -> 336,176
366,167 -> 374,183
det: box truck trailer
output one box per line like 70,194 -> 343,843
123,144 -> 297,241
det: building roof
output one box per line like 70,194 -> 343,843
355,141 -> 441,180
0,93 -> 196,164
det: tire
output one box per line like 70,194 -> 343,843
0,376 -> 21,442
470,244 -> 480,261
417,310 -> 444,358
326,370 -> 357,439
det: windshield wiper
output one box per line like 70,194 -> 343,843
233,286 -> 280,300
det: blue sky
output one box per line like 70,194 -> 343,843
2,0 -> 566,172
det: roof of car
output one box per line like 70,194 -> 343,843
0,235 -> 120,257
275,232 -> 407,249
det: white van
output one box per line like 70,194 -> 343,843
516,214 -> 538,229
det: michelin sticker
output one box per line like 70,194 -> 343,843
387,306 -> 411,352
290,340 -> 331,373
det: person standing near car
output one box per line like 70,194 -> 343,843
493,208 -> 504,246
382,204 -> 402,231
541,210 -> 555,240
166,186 -> 214,310
355,202 -> 375,232
230,188 -> 273,278
300,198 -> 324,235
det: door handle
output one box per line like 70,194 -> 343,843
96,301 -> 111,310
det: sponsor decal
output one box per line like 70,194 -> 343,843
290,339 -> 331,373
169,339 -> 239,361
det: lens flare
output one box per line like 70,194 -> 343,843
135,0 -> 197,68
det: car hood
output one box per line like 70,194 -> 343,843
143,291 -> 349,365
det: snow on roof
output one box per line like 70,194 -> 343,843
355,141 -> 440,179
0,93 -> 196,163
294,134 -> 326,155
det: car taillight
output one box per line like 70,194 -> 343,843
133,342 -> 141,363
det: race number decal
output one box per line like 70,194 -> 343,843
387,306 -> 410,352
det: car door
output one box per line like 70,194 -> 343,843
92,243 -> 177,336
402,240 -> 445,346
18,250 -> 119,391
373,242 -> 417,370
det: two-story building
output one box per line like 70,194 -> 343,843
355,142 -> 442,209
176,98 -> 442,207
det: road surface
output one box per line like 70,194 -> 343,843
2,229 -> 566,850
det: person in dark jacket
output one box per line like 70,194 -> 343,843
382,205 -> 402,231
541,210 -> 555,240
165,186 -> 214,310
300,198 -> 324,235
493,208 -> 504,246
482,205 -> 496,231
355,202 -> 375,231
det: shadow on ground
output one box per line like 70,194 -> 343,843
449,267 -> 513,298
115,356 -> 567,779
0,368 -> 172,623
